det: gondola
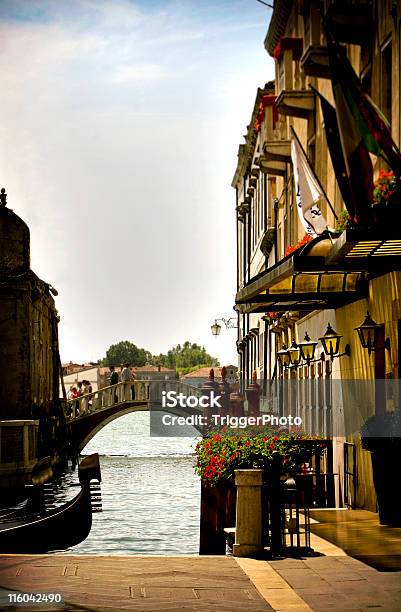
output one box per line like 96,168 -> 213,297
0,453 -> 101,554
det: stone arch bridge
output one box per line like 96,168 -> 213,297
67,380 -> 205,452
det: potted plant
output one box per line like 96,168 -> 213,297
285,233 -> 312,257
194,430 -> 321,486
335,209 -> 357,232
371,170 -> 401,227
361,410 -> 401,526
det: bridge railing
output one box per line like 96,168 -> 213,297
149,379 -> 204,404
67,380 -> 150,420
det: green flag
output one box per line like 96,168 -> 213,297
326,31 -> 378,224
326,30 -> 401,175
312,86 -> 355,218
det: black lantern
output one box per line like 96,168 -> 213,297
319,323 -> 342,360
354,312 -> 390,354
211,321 -> 222,336
298,332 -> 317,364
287,339 -> 300,366
277,344 -> 290,367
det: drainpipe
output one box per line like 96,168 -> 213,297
273,196 -> 279,265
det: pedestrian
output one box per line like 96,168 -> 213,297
82,380 -> 92,395
70,386 -> 79,416
109,366 -> 119,402
109,366 -> 119,385
130,367 -> 136,400
121,363 -> 133,401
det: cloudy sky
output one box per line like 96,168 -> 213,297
0,0 -> 274,365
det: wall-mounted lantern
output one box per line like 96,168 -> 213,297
297,332 -> 317,365
354,312 -> 391,355
211,317 -> 238,336
211,321 -> 222,336
277,344 -> 290,368
319,323 -> 351,361
287,339 -> 300,366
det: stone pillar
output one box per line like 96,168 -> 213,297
218,366 -> 231,417
245,371 -> 261,416
200,369 -> 220,430
229,391 -> 245,417
233,469 -> 264,558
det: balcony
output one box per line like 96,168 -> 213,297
301,0 -> 330,79
276,90 -> 315,119
258,138 -> 291,176
259,158 -> 287,177
300,45 -> 330,79
263,140 -> 291,163
275,37 -> 315,119
323,0 -> 373,46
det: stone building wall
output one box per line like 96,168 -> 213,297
0,203 -> 60,421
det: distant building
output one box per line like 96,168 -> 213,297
62,366 -> 99,393
181,365 -> 238,388
61,361 -> 97,376
133,364 -> 176,381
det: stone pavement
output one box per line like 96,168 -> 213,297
0,555 -> 272,611
309,509 -> 401,571
1,537 -> 401,612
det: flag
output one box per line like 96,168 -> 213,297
312,86 -> 355,218
325,34 -> 373,223
290,129 -> 328,236
328,32 -> 401,175
326,30 -> 401,221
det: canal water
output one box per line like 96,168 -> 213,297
63,412 -> 201,555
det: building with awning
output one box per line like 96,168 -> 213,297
232,0 -> 401,515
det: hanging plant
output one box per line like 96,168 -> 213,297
372,170 -> 400,208
371,170 -> 401,226
335,209 -> 356,232
284,233 -> 312,257
273,42 -> 282,62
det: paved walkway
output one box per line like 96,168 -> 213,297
1,514 -> 401,612
1,549 -> 401,611
0,555 -> 272,611
309,509 -> 401,571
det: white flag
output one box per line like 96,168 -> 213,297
291,133 -> 328,236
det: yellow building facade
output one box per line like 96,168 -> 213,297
233,0 -> 401,511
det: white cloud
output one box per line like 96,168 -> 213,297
110,63 -> 167,83
0,0 -> 274,366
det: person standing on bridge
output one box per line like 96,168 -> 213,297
108,366 -> 119,403
121,363 -> 134,401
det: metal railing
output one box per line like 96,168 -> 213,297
344,441 -> 357,509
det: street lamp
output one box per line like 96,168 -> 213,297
298,332 -> 317,365
211,321 -> 222,336
287,339 -> 300,366
319,323 -> 351,361
354,312 -> 391,354
210,317 -> 238,336
277,344 -> 290,368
